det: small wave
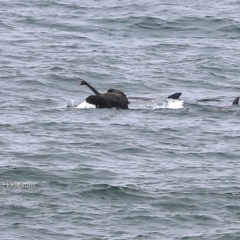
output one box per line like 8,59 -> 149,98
80,184 -> 152,200
130,98 -> 184,110
66,100 -> 77,108
134,99 -> 184,109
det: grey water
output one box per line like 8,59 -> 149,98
1,0 -> 240,239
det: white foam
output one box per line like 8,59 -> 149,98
74,99 -> 183,110
159,99 -> 184,109
76,100 -> 96,109
129,98 -> 184,110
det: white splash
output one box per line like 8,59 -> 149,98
159,99 -> 184,109
76,100 -> 96,109
74,99 -> 184,110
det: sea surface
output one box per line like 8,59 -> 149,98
1,0 -> 240,239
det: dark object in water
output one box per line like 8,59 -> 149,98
79,80 -> 129,109
167,92 -> 182,100
232,97 -> 239,105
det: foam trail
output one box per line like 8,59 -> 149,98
75,99 -> 183,109
76,100 -> 96,109
160,99 -> 184,109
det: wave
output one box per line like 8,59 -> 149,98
79,183 -> 152,200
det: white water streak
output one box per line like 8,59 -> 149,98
75,99 -> 184,109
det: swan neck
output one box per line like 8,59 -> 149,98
85,82 -> 100,95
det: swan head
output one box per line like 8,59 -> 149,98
79,80 -> 87,86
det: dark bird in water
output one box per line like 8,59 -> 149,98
232,97 -> 239,105
79,80 -> 129,109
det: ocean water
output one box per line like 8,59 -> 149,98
1,0 -> 240,239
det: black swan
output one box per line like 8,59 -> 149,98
79,80 -> 130,109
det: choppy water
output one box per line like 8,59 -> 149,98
1,0 -> 240,239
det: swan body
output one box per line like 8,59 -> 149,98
79,80 -> 129,110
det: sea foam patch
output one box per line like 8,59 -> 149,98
73,99 -> 184,109
76,100 -> 96,109
160,99 -> 184,109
